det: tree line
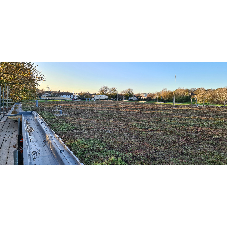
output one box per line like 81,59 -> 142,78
77,86 -> 134,100
150,87 -> 227,106
80,86 -> 227,106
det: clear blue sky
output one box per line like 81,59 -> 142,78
35,62 -> 227,94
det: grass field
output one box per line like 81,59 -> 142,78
22,100 -> 227,165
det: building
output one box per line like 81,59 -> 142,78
128,96 -> 138,101
42,93 -> 51,97
58,92 -> 74,99
92,95 -> 108,100
140,93 -> 148,100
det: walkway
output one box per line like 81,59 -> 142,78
0,116 -> 18,165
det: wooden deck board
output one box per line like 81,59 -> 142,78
0,117 -> 18,165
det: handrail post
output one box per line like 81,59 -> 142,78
18,117 -> 23,165
2,86 -> 4,116
7,86 -> 8,113
0,86 -> 1,116
14,150 -> 18,165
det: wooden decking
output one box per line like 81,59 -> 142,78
0,116 -> 18,165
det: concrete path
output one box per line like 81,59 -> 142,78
23,112 -> 81,165
0,115 -> 18,165
23,114 -> 60,165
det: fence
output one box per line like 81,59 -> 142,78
0,85 -> 14,119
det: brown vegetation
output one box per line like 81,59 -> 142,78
22,100 -> 227,165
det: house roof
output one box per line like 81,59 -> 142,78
58,92 -> 74,96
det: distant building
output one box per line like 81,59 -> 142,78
92,95 -> 108,100
128,96 -> 138,101
58,92 -> 74,99
42,93 -> 51,98
140,93 -> 148,99
39,91 -> 79,100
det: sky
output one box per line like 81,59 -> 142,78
35,62 -> 227,94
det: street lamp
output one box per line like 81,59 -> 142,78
173,75 -> 176,106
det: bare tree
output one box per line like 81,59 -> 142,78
98,86 -> 109,96
108,87 -> 118,99
121,88 -> 134,100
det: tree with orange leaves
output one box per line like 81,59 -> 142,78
213,87 -> 227,106
0,62 -> 45,102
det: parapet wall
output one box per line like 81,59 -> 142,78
21,108 -> 83,165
